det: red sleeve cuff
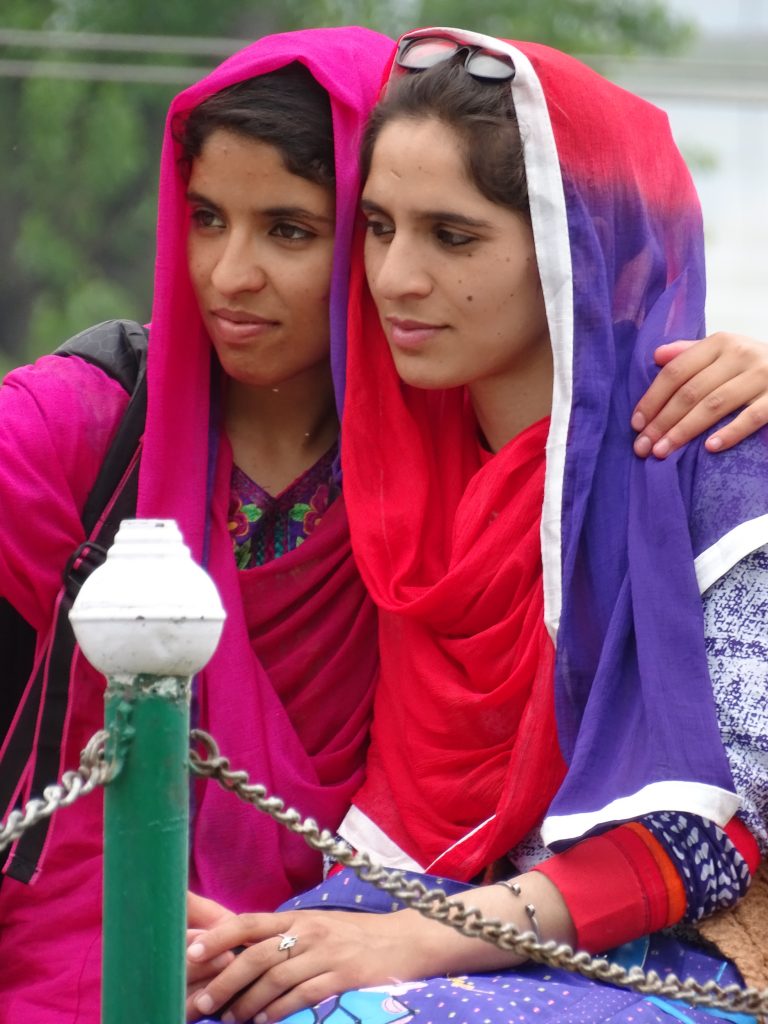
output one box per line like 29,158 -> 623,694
533,825 -> 671,953
724,816 -> 761,875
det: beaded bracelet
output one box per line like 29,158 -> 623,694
496,879 -> 542,942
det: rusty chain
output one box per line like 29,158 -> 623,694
0,730 -> 113,852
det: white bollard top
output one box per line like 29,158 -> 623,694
69,519 -> 226,677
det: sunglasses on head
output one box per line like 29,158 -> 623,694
395,34 -> 515,82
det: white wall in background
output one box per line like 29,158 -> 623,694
610,0 -> 768,338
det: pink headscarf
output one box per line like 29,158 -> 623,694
139,27 -> 393,910
0,29 -> 392,1019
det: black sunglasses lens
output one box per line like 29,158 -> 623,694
398,37 -> 516,82
465,51 -> 515,80
398,37 -> 459,70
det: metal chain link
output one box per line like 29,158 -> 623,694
3,725 -> 766,1017
190,728 -> 768,1019
0,730 -> 113,853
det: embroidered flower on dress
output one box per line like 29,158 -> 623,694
228,443 -> 338,568
303,483 -> 332,533
228,494 -> 250,539
228,494 -> 263,540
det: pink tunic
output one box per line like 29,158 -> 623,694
0,25 -> 393,1020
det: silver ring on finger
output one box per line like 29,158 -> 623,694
277,932 -> 299,958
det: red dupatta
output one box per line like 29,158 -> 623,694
341,256 -> 565,880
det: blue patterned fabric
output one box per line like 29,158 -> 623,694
703,546 -> 768,852
644,814 -> 751,923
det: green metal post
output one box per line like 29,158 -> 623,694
102,673 -> 191,1024
68,518 -> 225,1024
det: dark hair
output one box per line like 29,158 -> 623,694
361,60 -> 528,213
176,62 -> 334,188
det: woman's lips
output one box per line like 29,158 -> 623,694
386,316 -> 445,349
210,309 -> 278,343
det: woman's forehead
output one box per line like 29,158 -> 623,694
365,117 -> 486,205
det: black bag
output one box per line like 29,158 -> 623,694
0,319 -> 148,883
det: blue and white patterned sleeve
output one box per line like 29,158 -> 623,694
702,543 -> 768,852
510,546 -> 768,923
627,547 -> 768,922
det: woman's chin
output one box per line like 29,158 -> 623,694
390,356 -> 462,392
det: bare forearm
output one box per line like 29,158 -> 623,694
403,870 -> 576,976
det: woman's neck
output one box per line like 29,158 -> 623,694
469,344 -> 554,453
224,364 -> 339,496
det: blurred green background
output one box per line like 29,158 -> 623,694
0,1 -> 694,374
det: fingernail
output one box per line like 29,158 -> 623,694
187,942 -> 205,960
255,1015 -> 268,1024
706,435 -> 723,451
631,411 -> 646,431
634,435 -> 652,457
195,993 -> 214,1014
208,951 -> 234,971
652,438 -> 670,458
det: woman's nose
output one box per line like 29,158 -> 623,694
210,235 -> 268,297
372,235 -> 432,301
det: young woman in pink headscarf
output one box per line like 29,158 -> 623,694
0,27 -> 393,1020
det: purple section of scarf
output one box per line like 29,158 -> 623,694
548,168 -> 768,829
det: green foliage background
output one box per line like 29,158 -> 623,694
0,1 -> 691,372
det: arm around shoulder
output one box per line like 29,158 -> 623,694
632,332 -> 768,459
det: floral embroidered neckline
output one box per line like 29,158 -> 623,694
228,442 -> 340,569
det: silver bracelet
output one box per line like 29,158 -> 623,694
496,879 -> 542,942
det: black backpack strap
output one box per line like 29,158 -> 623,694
1,319 -> 147,883
56,318 -> 148,393
58,318 -> 148,533
0,601 -> 36,743
3,447 -> 142,883
0,320 -> 147,744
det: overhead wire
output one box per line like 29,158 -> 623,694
0,27 -> 765,101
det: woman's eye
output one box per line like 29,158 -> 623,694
436,228 -> 474,247
271,223 -> 313,241
364,218 -> 394,240
191,208 -> 224,230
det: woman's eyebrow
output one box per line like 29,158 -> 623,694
185,193 -> 333,225
360,197 -> 491,230
262,205 -> 335,224
360,198 -> 387,214
421,210 -> 492,229
186,189 -> 220,210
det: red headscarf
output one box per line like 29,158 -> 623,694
342,254 -> 564,877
